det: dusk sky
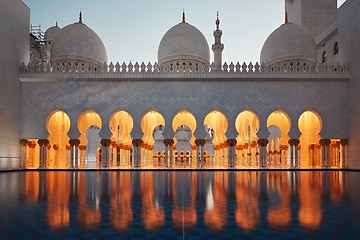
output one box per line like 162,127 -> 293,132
23,0 -> 347,64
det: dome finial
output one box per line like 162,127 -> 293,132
79,10 -> 83,24
56,21 -> 58,27
182,9 -> 186,23
285,11 -> 288,24
216,11 -> 220,30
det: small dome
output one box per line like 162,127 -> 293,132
51,22 -> 107,64
176,130 -> 189,142
153,129 -> 164,141
260,23 -> 316,65
158,21 -> 210,69
45,25 -> 61,41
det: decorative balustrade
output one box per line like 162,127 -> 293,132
20,61 -> 348,74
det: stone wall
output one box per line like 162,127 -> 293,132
338,0 -> 360,169
21,80 -> 347,142
0,0 -> 29,168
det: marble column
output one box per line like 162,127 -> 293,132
78,145 -> 87,167
340,139 -> 348,169
132,139 -> 143,169
20,139 -> 28,169
288,139 -> 300,169
257,139 -> 268,169
69,139 -> 80,168
226,139 -> 237,169
319,139 -> 331,168
38,139 -> 49,169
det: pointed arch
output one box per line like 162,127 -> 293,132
172,110 -> 197,145
204,110 -> 228,145
47,110 -> 71,168
109,110 -> 134,146
298,110 -> 322,168
235,110 -> 260,145
141,110 -> 165,145
78,110 -> 102,145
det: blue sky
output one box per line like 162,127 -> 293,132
23,0 -> 347,64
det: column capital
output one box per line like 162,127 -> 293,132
69,139 -> 81,146
20,139 -> 28,146
319,139 -> 331,146
163,139 -> 173,146
340,139 -> 348,146
288,139 -> 300,146
257,139 -> 269,147
79,145 -> 87,151
195,139 -> 204,147
226,139 -> 237,147
132,139 -> 143,147
37,139 -> 49,146
100,139 -> 111,147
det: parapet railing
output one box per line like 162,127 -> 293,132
20,61 -> 349,74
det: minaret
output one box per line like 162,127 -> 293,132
212,12 -> 224,71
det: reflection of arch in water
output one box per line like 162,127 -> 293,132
204,172 -> 228,230
109,172 -> 133,232
46,172 -> 70,231
298,110 -> 322,168
235,172 -> 260,232
47,110 -> 71,168
266,172 -> 291,229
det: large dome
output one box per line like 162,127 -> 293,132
260,23 -> 316,65
51,22 -> 107,64
158,21 -> 210,69
45,25 -> 61,41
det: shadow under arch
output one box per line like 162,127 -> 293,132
298,110 -> 322,168
46,110 -> 71,168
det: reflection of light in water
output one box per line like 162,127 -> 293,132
155,199 -> 159,209
206,183 -> 214,210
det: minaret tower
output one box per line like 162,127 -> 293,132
212,12 -> 224,71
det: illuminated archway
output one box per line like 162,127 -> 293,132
47,110 -> 71,168
266,110 -> 291,166
298,110 -> 322,168
109,111 -> 134,167
204,111 -> 228,146
235,111 -> 260,167
235,111 -> 259,145
78,111 -> 102,164
109,111 -> 134,146
172,111 -> 197,145
204,111 -> 228,166
141,111 -> 165,145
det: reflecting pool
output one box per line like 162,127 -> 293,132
0,171 -> 359,239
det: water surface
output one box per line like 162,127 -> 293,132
0,171 -> 359,239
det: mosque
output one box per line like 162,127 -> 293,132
1,0 -> 360,170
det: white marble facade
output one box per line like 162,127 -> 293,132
2,0 -> 360,169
